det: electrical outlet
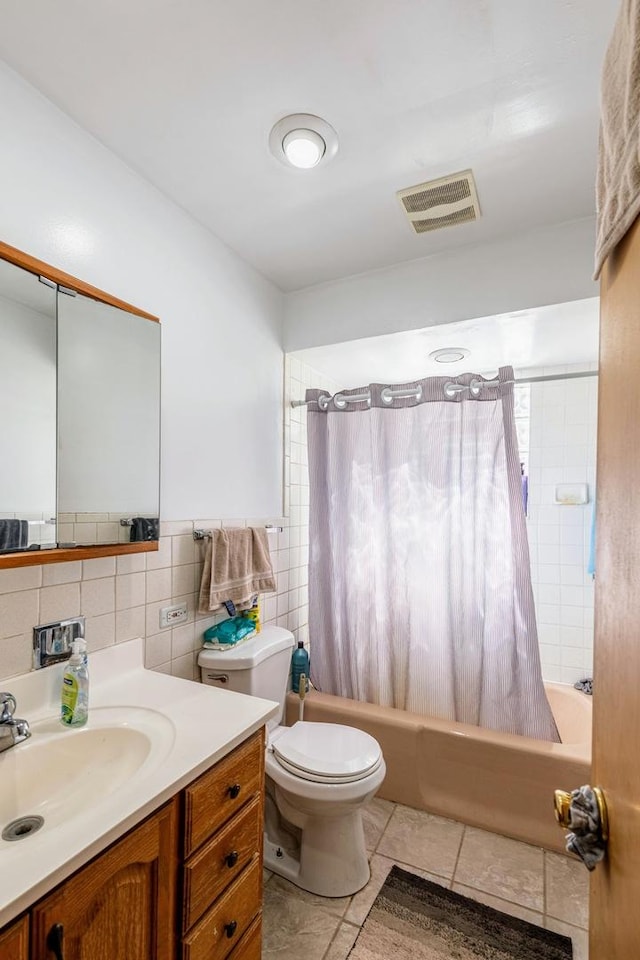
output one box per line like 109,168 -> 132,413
159,603 -> 188,628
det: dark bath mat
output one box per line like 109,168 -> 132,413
348,865 -> 573,959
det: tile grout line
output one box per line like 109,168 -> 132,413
370,803 -> 397,857
449,824 -> 466,888
319,914 -> 350,960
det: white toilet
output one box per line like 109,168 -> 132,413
198,626 -> 386,897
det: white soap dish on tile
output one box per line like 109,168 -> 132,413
555,483 -> 589,505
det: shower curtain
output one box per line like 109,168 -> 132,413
307,366 -> 559,742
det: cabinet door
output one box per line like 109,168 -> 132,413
0,916 -> 28,960
31,800 -> 178,960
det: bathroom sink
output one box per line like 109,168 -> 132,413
0,707 -> 175,836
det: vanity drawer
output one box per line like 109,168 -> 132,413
184,729 -> 264,856
227,915 -> 262,960
183,795 -> 262,931
182,856 -> 261,960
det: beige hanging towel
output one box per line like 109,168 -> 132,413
198,527 -> 277,613
595,0 -> 640,278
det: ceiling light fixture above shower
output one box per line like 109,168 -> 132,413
269,114 -> 338,169
429,347 -> 470,363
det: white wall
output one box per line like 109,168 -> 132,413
284,218 -> 598,352
526,366 -> 598,685
0,61 -> 284,521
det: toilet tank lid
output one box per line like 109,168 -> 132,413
197,625 -> 295,670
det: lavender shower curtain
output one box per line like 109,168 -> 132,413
307,367 -> 559,742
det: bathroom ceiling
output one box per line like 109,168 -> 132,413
0,1 -> 618,291
291,298 -> 600,388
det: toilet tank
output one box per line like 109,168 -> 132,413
198,626 -> 295,727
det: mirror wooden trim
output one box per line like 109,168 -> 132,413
0,240 -> 160,568
0,240 -> 159,323
0,542 -> 158,569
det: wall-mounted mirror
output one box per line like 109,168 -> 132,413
57,291 -> 160,546
0,244 -> 161,566
0,259 -> 57,552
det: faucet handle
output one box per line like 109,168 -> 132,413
0,693 -> 17,723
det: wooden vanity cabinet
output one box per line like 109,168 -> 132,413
31,799 -> 178,960
0,916 -> 28,960
0,727 -> 265,960
180,729 -> 265,960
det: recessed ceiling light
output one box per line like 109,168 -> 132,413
269,114 -> 338,170
429,347 -> 470,363
282,129 -> 325,168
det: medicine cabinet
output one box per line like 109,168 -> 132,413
0,241 -> 160,569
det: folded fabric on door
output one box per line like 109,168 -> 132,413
594,0 -> 640,278
198,527 -> 276,612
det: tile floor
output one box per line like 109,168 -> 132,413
262,797 -> 589,960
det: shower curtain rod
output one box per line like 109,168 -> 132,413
290,369 -> 598,408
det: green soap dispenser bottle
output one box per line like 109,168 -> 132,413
61,639 -> 89,727
291,640 -> 310,693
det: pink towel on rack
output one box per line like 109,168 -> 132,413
198,527 -> 277,613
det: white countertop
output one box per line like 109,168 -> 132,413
0,638 -> 278,927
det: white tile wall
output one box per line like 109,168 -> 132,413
283,356 -> 342,659
525,365 -> 598,685
0,514 -> 310,682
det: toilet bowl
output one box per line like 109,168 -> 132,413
198,626 -> 386,898
264,721 -> 386,897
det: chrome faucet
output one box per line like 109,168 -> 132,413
0,692 -> 31,753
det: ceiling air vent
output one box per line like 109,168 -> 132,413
397,169 -> 480,234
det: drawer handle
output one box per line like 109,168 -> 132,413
225,850 -> 239,868
228,783 -> 241,799
224,920 -> 238,939
47,924 -> 65,960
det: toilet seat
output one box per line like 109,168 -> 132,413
271,721 -> 382,784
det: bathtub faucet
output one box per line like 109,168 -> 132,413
0,692 -> 31,753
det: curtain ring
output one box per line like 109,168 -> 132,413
380,387 -> 394,405
333,393 -> 348,409
469,379 -> 482,398
318,393 -> 331,411
444,382 -> 464,400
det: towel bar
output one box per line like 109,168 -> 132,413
193,525 -> 283,540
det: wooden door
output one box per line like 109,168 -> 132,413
0,916 -> 28,960
31,800 -> 178,960
591,215 -> 640,956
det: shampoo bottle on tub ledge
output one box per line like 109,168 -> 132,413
291,641 -> 310,694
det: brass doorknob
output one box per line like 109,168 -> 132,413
554,790 -> 572,829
